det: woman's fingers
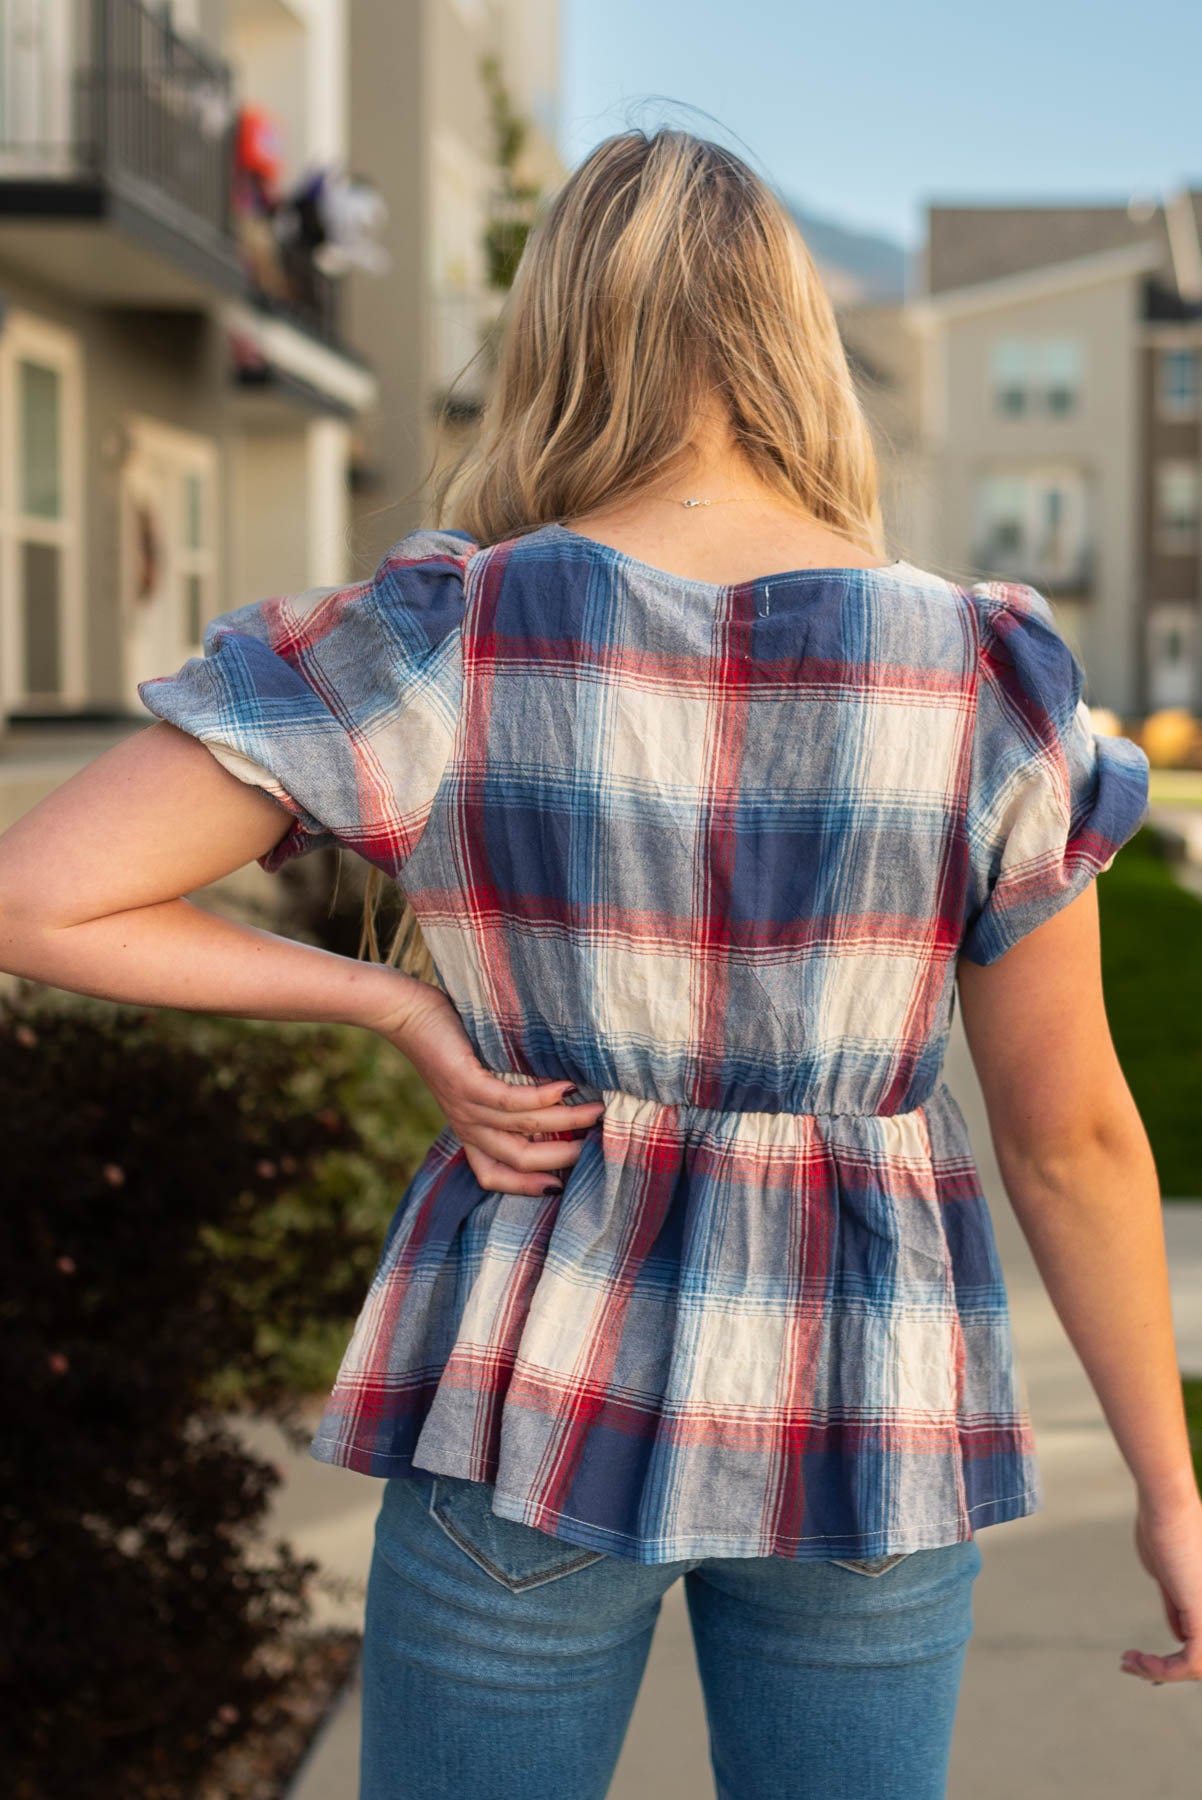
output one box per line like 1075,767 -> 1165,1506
481,1099 -> 604,1138
461,1068 -> 573,1107
457,1088 -> 605,1139
463,1143 -> 572,1198
1120,1640 -> 1202,1683
442,1069 -> 608,1195
461,1070 -> 606,1133
467,1124 -> 589,1176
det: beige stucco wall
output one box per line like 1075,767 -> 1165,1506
909,271 -> 1145,714
347,0 -> 565,571
0,259 -> 230,708
344,0 -> 429,572
838,302 -> 924,561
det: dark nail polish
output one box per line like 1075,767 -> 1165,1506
542,1183 -> 563,1197
562,1086 -> 578,1099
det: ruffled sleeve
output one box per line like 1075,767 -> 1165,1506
958,580 -> 1151,966
136,527 -> 475,874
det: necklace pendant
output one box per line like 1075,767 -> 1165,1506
681,497 -> 707,508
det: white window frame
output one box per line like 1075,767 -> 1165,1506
989,336 -> 1084,420
120,414 -> 219,705
1154,459 -> 1201,555
0,0 -> 74,176
990,339 -> 1031,418
0,307 -> 85,712
1146,601 -> 1198,711
1157,345 -> 1201,421
974,463 -> 1091,586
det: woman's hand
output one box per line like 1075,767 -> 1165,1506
1121,1493 -> 1202,1684
366,972 -> 605,1198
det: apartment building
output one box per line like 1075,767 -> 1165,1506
0,0 -> 377,841
837,300 -> 924,558
345,0 -> 564,573
905,191 -> 1202,719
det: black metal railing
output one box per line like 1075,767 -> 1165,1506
971,542 -> 1096,597
0,0 -> 235,241
252,261 -> 344,351
80,0 -> 236,238
0,0 -> 344,346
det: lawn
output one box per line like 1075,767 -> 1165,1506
1099,827 -> 1202,1201
1185,1378 -> 1202,1493
1147,770 -> 1202,809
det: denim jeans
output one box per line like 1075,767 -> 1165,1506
360,1470 -> 982,1800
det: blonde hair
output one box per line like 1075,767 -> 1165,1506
360,125 -> 884,978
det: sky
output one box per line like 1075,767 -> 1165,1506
561,0 -> 1202,251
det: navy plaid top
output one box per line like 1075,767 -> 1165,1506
139,522 -> 1151,1563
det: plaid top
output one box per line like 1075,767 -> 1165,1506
138,521 -> 1151,1564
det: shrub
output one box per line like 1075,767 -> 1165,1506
0,984 -> 440,1799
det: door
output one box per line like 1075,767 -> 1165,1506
1147,602 -> 1198,712
122,419 -> 217,705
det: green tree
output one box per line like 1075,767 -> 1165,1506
479,52 -> 543,292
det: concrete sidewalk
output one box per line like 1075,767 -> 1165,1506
275,1018 -> 1202,1799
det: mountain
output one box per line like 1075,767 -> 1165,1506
785,201 -> 912,304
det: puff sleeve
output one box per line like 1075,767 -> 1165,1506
958,581 -> 1151,966
136,527 -> 474,875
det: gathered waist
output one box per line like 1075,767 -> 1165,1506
490,1067 -> 946,1126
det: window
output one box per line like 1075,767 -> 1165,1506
1042,341 -> 1081,416
990,338 -> 1084,418
974,466 -> 1091,588
0,311 -> 83,711
1155,460 -> 1200,551
1147,603 -> 1198,710
992,341 -> 1029,417
0,0 -> 79,181
1158,347 -> 1200,419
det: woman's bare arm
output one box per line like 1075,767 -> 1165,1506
0,721 -> 405,1023
0,721 -> 601,1193
957,881 -> 1202,1681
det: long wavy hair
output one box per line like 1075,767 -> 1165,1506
358,125 -> 884,980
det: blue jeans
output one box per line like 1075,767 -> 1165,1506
360,1471 -> 982,1800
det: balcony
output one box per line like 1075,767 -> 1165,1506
0,0 -> 245,305
971,541 -> 1096,599
0,0 -> 375,412
1144,276 -> 1202,324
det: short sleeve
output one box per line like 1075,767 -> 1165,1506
137,527 -> 475,874
958,581 -> 1151,966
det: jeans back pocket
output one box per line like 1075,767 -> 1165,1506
428,1474 -> 608,1592
828,1552 -> 912,1576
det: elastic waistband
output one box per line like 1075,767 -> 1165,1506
489,1067 -> 943,1124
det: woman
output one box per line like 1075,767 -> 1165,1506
1,127 -> 1198,1800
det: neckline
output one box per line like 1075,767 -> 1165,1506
540,521 -> 909,596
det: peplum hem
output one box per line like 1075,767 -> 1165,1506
309,1071 -> 1043,1564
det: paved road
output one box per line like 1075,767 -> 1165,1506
276,1014 -> 1202,1798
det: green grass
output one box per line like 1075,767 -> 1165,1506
1185,1378 -> 1202,1493
1099,828 -> 1202,1200
1147,770 -> 1202,809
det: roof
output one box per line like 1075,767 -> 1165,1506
923,202 -> 1172,297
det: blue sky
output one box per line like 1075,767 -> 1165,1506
561,0 -> 1202,249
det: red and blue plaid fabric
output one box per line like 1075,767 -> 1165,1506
139,521 -> 1151,1563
